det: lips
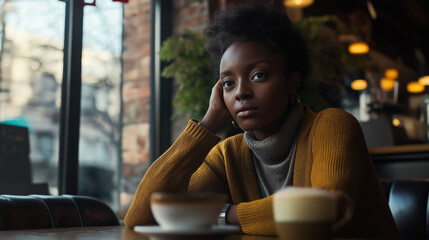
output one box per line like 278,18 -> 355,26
236,105 -> 259,118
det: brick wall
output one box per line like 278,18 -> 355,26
174,0 -> 210,34
120,0 -> 152,218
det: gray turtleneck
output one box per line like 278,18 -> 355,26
244,102 -> 304,197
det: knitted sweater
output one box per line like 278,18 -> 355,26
124,107 -> 401,239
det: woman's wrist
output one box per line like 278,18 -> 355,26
200,112 -> 225,133
226,204 -> 240,225
199,120 -> 220,133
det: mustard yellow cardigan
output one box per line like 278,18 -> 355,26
124,107 -> 401,239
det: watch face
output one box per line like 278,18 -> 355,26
218,204 -> 231,225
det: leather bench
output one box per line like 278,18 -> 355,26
380,179 -> 429,240
2,180 -> 428,239
0,195 -> 119,230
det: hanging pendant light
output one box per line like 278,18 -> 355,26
348,42 -> 370,55
380,68 -> 398,92
407,81 -> 424,93
351,79 -> 368,91
350,70 -> 367,91
392,118 -> 401,127
385,68 -> 399,80
283,0 -> 314,8
418,75 -> 429,85
380,78 -> 395,92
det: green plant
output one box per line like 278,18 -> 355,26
159,29 -> 215,120
295,15 -> 371,111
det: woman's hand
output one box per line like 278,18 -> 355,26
200,80 -> 232,133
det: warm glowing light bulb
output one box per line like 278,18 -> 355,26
418,75 -> 429,86
348,42 -> 370,55
283,0 -> 314,8
385,68 -> 398,79
392,118 -> 400,127
351,79 -> 367,91
380,78 -> 395,92
407,81 -> 425,93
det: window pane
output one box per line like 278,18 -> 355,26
79,1 -> 123,212
0,0 -> 65,195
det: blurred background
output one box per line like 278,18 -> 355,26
0,0 -> 428,219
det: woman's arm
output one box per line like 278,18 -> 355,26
125,80 -> 233,229
309,109 -> 365,201
124,120 -> 221,229
188,140 -> 277,235
236,197 -> 276,235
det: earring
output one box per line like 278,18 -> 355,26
231,120 -> 240,128
295,93 -> 301,103
290,91 -> 300,104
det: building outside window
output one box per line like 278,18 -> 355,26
0,0 -> 66,195
0,0 -> 124,213
79,0 -> 123,213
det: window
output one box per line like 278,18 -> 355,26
78,0 -> 123,212
0,0 -> 65,195
0,0 -> 124,212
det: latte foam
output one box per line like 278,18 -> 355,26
273,188 -> 337,222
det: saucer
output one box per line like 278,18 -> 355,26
134,225 -> 241,240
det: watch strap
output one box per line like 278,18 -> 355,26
218,203 -> 231,225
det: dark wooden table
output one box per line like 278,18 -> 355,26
0,225 -> 370,240
0,226 -> 279,240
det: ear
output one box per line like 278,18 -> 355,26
288,71 -> 301,93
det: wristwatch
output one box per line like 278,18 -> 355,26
218,203 -> 231,225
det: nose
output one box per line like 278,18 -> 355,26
235,79 -> 253,101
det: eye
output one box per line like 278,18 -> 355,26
222,78 -> 235,89
251,72 -> 267,81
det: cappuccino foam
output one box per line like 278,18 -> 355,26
273,188 -> 337,222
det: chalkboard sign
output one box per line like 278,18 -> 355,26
0,123 -> 32,183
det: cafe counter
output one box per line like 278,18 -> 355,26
369,143 -> 429,180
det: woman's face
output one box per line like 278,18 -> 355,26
220,41 -> 297,140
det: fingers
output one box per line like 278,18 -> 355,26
210,79 -> 222,101
217,80 -> 224,95
214,79 -> 223,92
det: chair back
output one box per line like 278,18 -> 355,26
380,179 -> 429,240
0,123 -> 49,195
0,195 -> 119,230
0,124 -> 32,183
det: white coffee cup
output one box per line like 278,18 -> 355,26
273,187 -> 353,240
151,192 -> 226,230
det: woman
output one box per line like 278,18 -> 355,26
125,4 -> 401,239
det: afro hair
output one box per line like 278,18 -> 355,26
204,4 -> 310,81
